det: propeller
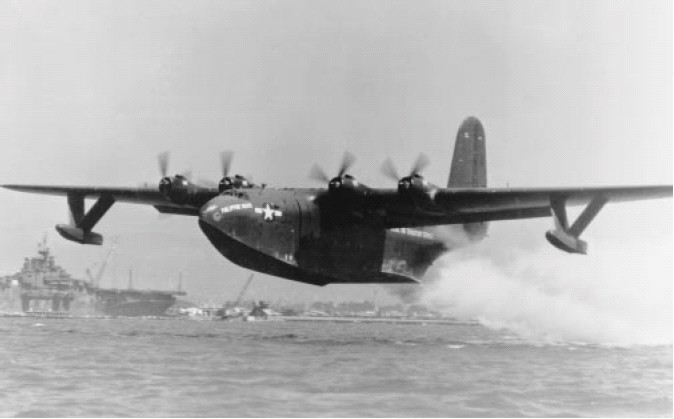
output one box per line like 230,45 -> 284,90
158,151 -> 172,196
337,151 -> 356,177
220,151 -> 233,178
158,151 -> 170,178
157,150 -> 251,192
157,151 -> 191,180
309,151 -> 357,184
380,158 -> 401,182
309,164 -> 331,184
410,153 -> 430,176
380,153 -> 430,181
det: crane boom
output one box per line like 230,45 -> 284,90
90,242 -> 117,287
233,274 -> 254,307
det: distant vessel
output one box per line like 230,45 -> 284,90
0,238 -> 184,317
94,288 -> 181,317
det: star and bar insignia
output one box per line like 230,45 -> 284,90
255,203 -> 282,221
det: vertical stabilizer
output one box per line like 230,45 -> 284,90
448,116 -> 487,188
448,117 -> 488,240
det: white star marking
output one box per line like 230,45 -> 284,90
255,203 -> 282,221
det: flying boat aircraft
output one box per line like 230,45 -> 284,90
3,117 -> 671,286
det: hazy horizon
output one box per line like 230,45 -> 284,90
0,0 -> 670,305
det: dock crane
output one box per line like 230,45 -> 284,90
232,274 -> 255,308
221,274 -> 255,318
85,241 -> 117,287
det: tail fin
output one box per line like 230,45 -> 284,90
448,116 -> 487,188
448,117 -> 488,240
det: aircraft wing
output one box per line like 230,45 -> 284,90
3,184 -> 170,204
1,183 -> 215,244
1,184 -> 212,215
3,182 -> 671,253
356,184 -> 671,254
375,185 -> 672,228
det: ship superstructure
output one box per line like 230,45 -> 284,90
0,238 -> 184,317
0,238 -> 93,313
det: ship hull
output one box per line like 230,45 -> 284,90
0,240 -> 183,317
94,289 -> 178,317
97,299 -> 176,317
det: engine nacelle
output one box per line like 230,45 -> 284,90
397,174 -> 437,201
328,174 -> 370,198
159,174 -> 211,206
219,175 -> 253,192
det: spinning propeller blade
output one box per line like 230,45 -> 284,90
381,153 -> 430,183
220,151 -> 233,178
337,151 -> 356,177
309,151 -> 357,184
158,151 -> 170,177
380,158 -> 400,182
410,153 -> 430,176
309,164 -> 331,183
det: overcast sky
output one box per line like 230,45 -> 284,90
0,0 -> 670,304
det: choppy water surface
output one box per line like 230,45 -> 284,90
0,318 -> 670,417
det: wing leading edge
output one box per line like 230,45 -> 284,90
367,184 -> 671,254
4,184 -> 183,206
432,184 -> 673,219
2,184 -> 211,214
355,184 -> 671,227
2,184 -> 209,245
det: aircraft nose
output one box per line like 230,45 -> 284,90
200,203 -> 219,226
199,196 -> 255,237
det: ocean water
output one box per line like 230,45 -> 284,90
0,317 -> 670,417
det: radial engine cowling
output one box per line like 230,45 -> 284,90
218,175 -> 253,193
159,175 -> 204,205
397,174 -> 437,201
328,174 -> 370,198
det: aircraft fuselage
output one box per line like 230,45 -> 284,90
198,188 -> 448,286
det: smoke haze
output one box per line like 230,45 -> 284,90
422,206 -> 672,346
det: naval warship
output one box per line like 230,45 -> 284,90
0,239 -> 185,317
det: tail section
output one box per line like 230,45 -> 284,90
448,116 -> 487,188
448,116 -> 488,239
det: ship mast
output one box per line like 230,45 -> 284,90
38,233 -> 49,259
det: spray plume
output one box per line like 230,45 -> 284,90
420,226 -> 672,345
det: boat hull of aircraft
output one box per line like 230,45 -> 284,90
198,190 -> 447,286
